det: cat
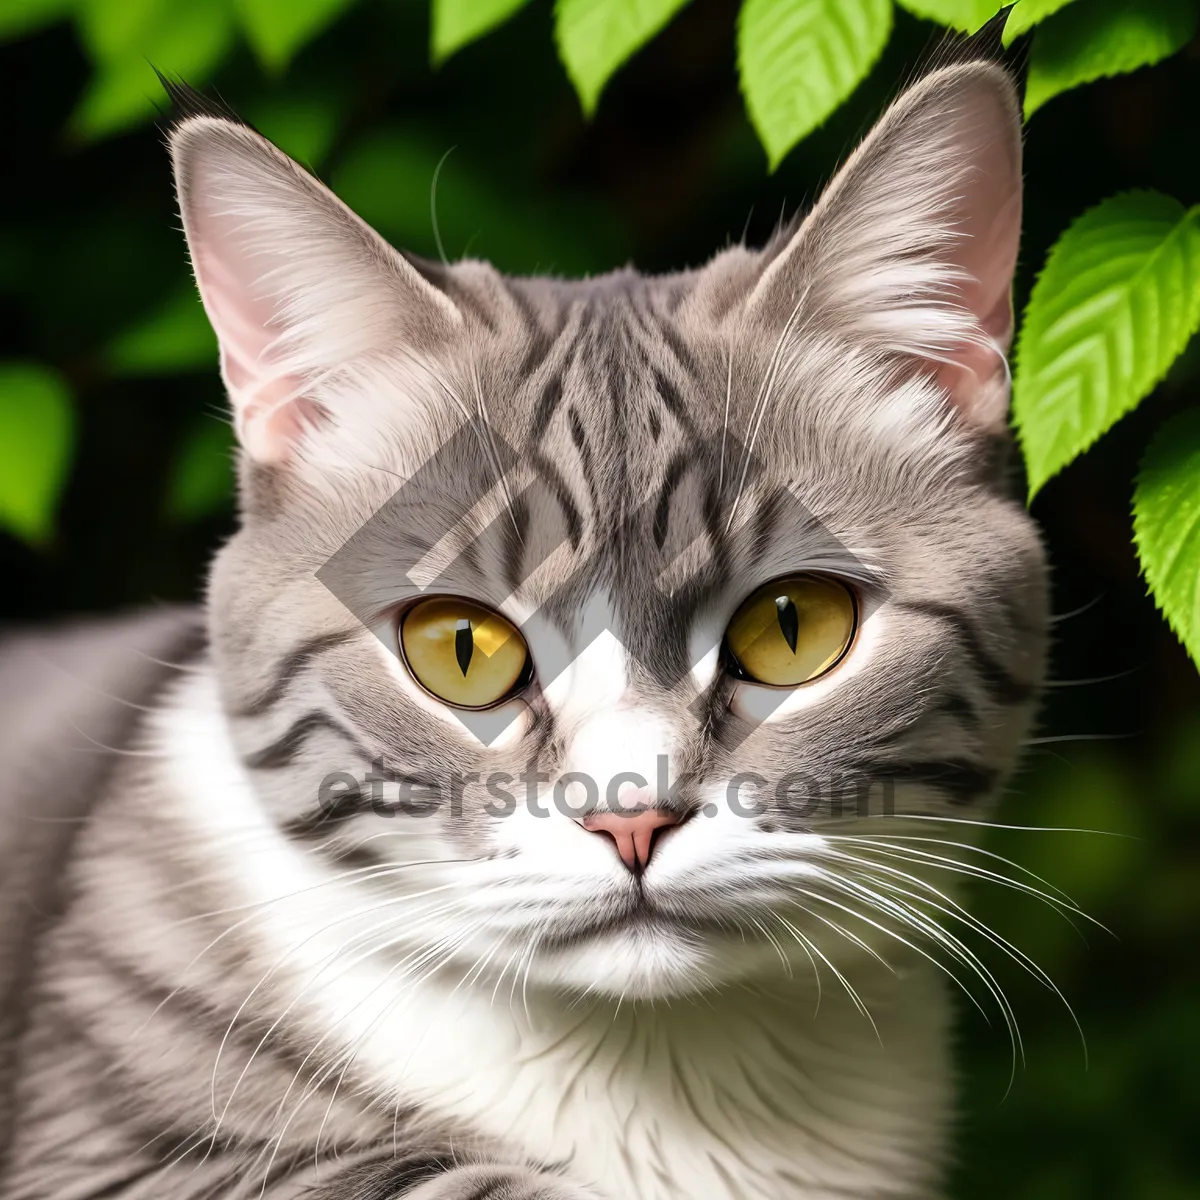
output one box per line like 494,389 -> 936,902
0,49 -> 1047,1200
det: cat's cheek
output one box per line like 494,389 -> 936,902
727,595 -> 888,724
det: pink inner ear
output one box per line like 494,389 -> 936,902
190,207 -> 313,464
175,116 -> 466,466
934,124 -> 1023,429
958,190 -> 1022,349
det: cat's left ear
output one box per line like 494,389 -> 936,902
170,114 -> 463,463
746,60 -> 1022,432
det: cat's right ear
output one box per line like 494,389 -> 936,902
691,60 -> 1023,434
169,115 -> 462,463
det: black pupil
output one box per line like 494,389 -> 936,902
775,596 -> 799,654
455,619 -> 474,676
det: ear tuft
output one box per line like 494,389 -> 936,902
156,73 -> 245,132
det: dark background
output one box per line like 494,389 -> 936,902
1,2 -> 1198,1195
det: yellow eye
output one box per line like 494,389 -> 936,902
400,597 -> 530,709
725,575 -> 856,687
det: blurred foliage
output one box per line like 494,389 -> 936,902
1,0 -> 1199,1195
0,362 -> 73,544
2,0 -> 1200,668
431,0 -> 531,61
953,717 -> 1200,1198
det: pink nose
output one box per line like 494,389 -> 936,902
576,796 -> 681,873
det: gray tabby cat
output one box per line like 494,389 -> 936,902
0,53 -> 1047,1200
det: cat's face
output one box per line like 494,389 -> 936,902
173,61 -> 1047,1000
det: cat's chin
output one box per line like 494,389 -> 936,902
532,922 -> 781,1000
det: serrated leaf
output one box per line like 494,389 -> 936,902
1024,0 -> 1197,117
70,0 -> 235,139
739,0 -> 892,171
1134,409 -> 1200,668
106,285 -> 217,376
433,0 -> 533,62
1002,0 -> 1078,44
555,0 -> 692,116
166,417 -> 236,520
896,0 -> 1001,33
0,362 -> 74,545
236,0 -> 357,70
1013,192 -> 1200,498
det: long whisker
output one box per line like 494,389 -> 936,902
781,901 -> 894,975
312,910 -> 503,1164
1025,732 -> 1136,746
845,860 -> 1088,1065
779,877 -> 991,1027
261,915 -> 490,1188
819,838 -> 1105,930
819,833 -> 1080,908
772,911 -> 880,1041
767,909 -> 823,1015
199,893 -> 478,1172
725,292 -> 806,531
210,880 -> 470,1125
130,858 -> 480,1044
808,869 -> 1024,1088
240,912 -> 484,1191
837,812 -> 1132,837
169,855 -> 485,926
748,914 -> 795,978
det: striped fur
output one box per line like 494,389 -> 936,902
2,59 -> 1046,1200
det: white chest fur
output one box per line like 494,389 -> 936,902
159,673 -> 953,1200
343,973 -> 952,1200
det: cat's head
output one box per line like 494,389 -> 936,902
171,59 -> 1047,1000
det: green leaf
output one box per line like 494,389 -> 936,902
432,0 -> 533,62
1024,0 -> 1198,117
555,0 -> 692,116
236,0 -> 358,70
1002,0 -> 1078,44
70,0 -> 236,139
0,362 -> 74,545
896,0 -> 1001,33
0,0 -> 73,43
1134,409 -> 1200,668
738,0 -> 892,170
1012,192 -> 1200,498
166,418 -> 236,520
106,285 -> 217,376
